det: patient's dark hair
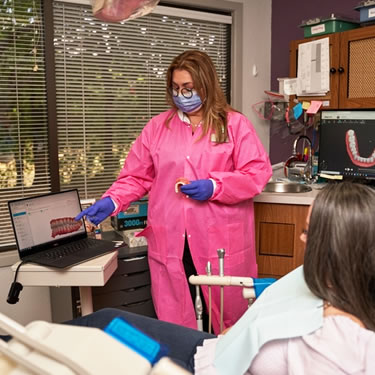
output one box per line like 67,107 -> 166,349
304,181 -> 375,330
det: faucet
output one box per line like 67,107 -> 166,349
292,135 -> 313,182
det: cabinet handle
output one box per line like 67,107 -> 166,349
330,67 -> 336,74
338,67 -> 344,73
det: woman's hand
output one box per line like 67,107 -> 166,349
180,179 -> 214,201
75,197 -> 115,225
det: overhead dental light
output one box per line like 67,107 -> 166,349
91,0 -> 160,23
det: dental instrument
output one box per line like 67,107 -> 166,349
195,285 -> 203,331
206,261 -> 212,333
217,248 -> 225,332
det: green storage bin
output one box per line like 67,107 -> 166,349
300,14 -> 359,38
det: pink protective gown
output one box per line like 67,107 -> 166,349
103,109 -> 272,333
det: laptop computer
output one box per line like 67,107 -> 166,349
8,189 -> 116,268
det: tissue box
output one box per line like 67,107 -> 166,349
122,229 -> 147,248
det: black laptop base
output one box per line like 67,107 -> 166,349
23,238 -> 116,269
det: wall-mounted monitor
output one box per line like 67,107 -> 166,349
319,110 -> 375,180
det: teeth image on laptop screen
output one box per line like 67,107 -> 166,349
50,217 -> 83,238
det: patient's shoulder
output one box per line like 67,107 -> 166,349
289,315 -> 375,374
251,316 -> 375,375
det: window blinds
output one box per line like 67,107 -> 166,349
53,1 -> 231,200
0,0 -> 50,249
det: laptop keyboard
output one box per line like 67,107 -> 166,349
36,238 -> 101,260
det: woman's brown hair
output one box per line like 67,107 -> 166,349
165,50 -> 235,144
304,181 -> 375,330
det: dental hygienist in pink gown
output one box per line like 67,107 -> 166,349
75,50 -> 272,334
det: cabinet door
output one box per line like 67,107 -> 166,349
255,203 -> 309,278
339,25 -> 375,108
289,33 -> 340,109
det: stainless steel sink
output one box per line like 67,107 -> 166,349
263,181 -> 312,193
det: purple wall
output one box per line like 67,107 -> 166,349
269,0 -> 360,164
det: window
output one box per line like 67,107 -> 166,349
0,0 -> 232,251
0,0 -> 50,250
53,0 -> 231,199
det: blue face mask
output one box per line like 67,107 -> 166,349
173,90 -> 203,113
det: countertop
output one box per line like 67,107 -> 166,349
253,183 -> 325,205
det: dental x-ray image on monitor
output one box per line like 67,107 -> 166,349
319,110 -> 375,180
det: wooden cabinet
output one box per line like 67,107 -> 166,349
255,202 -> 309,279
289,25 -> 375,109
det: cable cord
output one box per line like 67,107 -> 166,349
7,260 -> 29,304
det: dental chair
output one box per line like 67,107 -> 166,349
0,249 -> 275,374
0,312 -> 191,375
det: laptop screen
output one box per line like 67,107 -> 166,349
8,190 -> 87,257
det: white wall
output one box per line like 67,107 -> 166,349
227,0 -> 272,151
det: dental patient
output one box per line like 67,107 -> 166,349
64,182 -> 375,374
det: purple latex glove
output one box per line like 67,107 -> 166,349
180,179 -> 214,201
75,197 -> 115,225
